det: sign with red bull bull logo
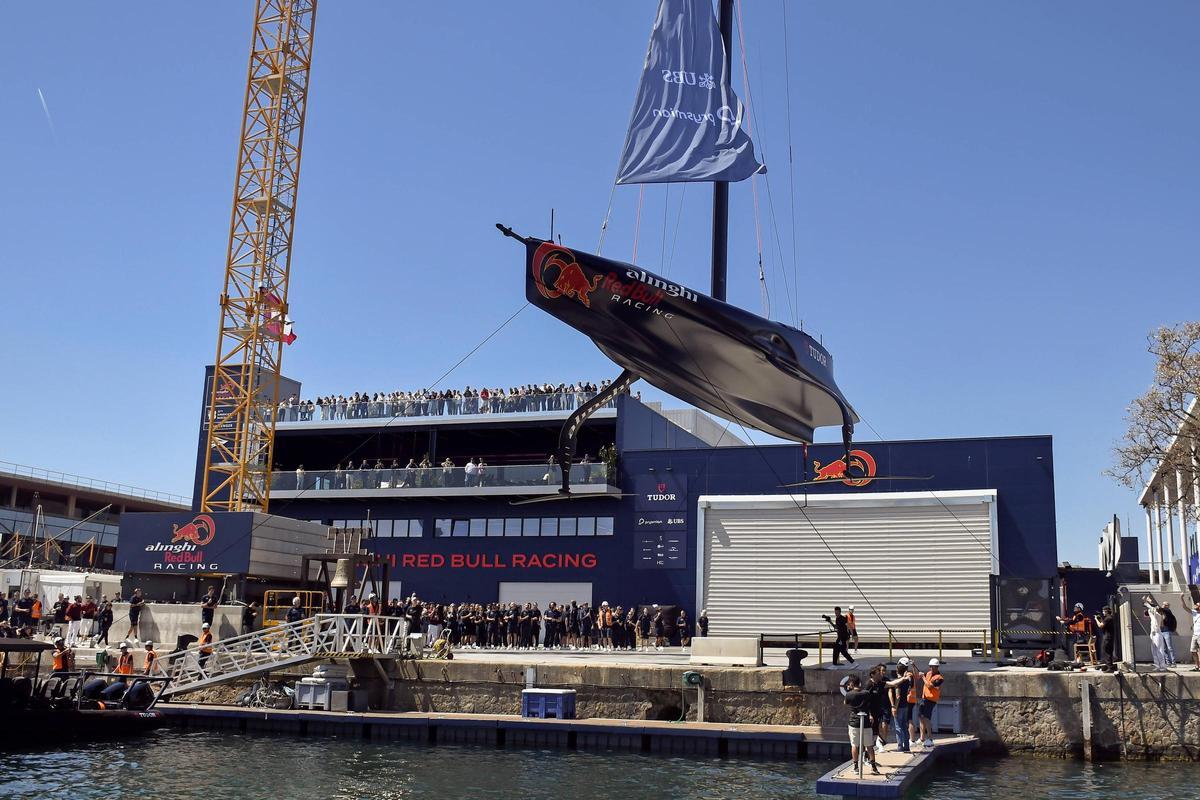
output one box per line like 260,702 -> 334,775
811,449 -> 877,488
117,511 -> 253,574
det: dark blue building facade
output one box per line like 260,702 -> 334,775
260,396 -> 1057,626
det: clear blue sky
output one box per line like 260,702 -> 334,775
1,2 -> 1196,567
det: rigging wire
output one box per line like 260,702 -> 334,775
663,184 -> 687,278
733,0 -> 796,326
631,184 -> 647,263
780,0 -> 802,324
659,185 -> 671,270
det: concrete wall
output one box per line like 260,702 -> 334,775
365,661 -> 1200,761
108,602 -> 243,647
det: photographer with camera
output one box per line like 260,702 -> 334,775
823,606 -> 856,667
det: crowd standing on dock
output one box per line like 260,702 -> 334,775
841,656 -> 946,772
334,594 -> 709,653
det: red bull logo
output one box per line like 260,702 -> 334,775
171,514 -> 216,547
532,242 -> 602,308
812,450 -> 877,487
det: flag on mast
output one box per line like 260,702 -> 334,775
615,0 -> 764,185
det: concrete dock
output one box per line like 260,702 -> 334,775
161,703 -> 965,760
815,736 -> 979,797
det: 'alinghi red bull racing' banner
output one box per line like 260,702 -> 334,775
116,511 -> 254,574
521,237 -> 856,444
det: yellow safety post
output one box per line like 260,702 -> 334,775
888,631 -> 893,662
982,630 -> 987,661
818,632 -> 824,666
994,628 -> 1001,664
938,630 -> 943,661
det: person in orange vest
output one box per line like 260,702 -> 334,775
30,595 -> 43,634
143,641 -> 158,675
51,637 -> 73,676
115,642 -> 135,676
198,622 -> 214,672
916,658 -> 945,749
847,606 -> 859,654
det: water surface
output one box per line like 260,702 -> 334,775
2,731 -> 1198,799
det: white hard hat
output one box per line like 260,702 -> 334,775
929,658 -> 941,667
202,622 -> 211,629
898,656 -> 912,666
848,605 -> 855,610
601,601 -> 609,607
1074,603 -> 1083,610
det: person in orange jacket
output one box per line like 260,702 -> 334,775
916,658 -> 945,749
115,642 -> 135,676
198,622 -> 214,671
143,641 -> 158,675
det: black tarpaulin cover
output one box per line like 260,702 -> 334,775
517,236 -> 857,444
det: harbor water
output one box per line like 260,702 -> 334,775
4,731 -> 1200,799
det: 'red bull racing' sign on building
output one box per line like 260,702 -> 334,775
116,511 -> 254,574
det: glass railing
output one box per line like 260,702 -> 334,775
270,462 -> 612,492
268,390 -> 623,424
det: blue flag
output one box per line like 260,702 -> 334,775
615,0 -> 764,185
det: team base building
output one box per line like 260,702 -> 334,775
4,0 -> 1199,796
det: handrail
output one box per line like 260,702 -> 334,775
0,460 -> 190,506
158,614 -> 410,696
273,462 -> 612,492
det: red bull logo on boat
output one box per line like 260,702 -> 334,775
532,243 -> 603,308
812,449 -> 877,488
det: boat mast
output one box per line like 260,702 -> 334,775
710,0 -> 733,302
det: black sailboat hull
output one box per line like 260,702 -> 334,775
517,236 -> 856,443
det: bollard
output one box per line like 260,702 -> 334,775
938,630 -> 943,661
818,632 -> 824,666
888,631 -> 893,662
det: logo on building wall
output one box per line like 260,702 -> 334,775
812,449 -> 877,488
172,514 -> 216,546
532,243 -> 603,308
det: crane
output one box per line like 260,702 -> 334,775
199,0 -> 317,513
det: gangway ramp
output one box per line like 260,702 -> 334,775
158,614 -> 409,698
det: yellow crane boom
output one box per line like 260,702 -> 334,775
200,0 -> 317,513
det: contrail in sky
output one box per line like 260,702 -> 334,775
37,88 -> 58,143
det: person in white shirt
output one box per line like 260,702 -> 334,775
464,458 -> 479,488
1143,596 -> 1166,669
1183,593 -> 1200,672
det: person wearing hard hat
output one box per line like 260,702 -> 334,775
916,658 -> 945,749
143,641 -> 158,675
847,606 -> 859,654
115,642 -> 135,676
198,622 -> 214,672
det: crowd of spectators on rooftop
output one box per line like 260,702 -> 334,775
274,380 -> 640,422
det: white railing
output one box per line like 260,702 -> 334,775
158,614 -> 409,697
0,459 -> 190,507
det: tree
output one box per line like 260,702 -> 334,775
1108,321 -> 1200,490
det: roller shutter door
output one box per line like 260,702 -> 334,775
700,493 -> 995,639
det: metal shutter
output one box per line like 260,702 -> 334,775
700,492 -> 995,639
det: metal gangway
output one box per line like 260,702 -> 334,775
158,614 -> 410,698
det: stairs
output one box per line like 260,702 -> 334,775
158,613 -> 409,698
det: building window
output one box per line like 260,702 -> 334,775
453,519 -> 470,537
435,518 -> 452,537
597,516 -> 614,536
487,518 -> 504,537
540,517 -> 558,537
577,517 -> 595,536
522,518 -> 540,537
504,518 -> 522,537
469,518 -> 486,537
559,517 -> 577,537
